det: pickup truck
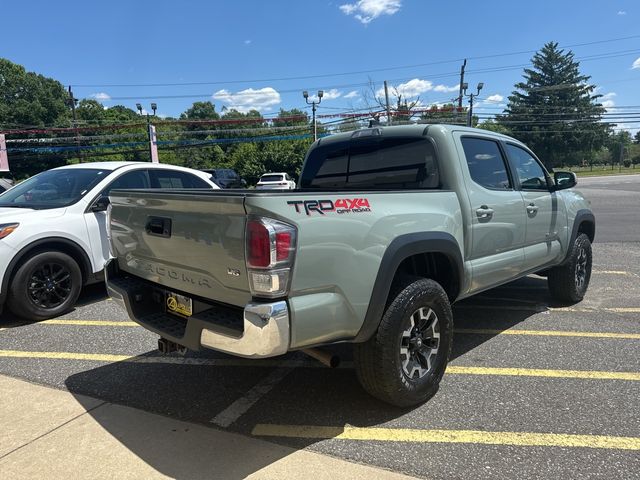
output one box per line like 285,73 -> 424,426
106,124 -> 595,407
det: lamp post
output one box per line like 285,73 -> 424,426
136,103 -> 157,161
462,82 -> 483,127
303,90 -> 323,141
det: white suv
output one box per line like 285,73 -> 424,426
0,161 -> 218,320
256,172 -> 296,190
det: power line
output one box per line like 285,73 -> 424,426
71,34 -> 640,88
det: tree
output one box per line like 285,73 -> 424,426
634,131 -> 640,144
498,42 -> 609,168
420,104 -> 467,125
477,119 -> 511,135
180,101 -> 219,121
76,99 -> 106,124
0,58 -> 70,129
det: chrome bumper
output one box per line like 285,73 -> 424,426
200,301 -> 289,358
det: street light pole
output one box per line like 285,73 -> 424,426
136,102 -> 157,161
462,82 -> 484,127
303,90 -> 324,141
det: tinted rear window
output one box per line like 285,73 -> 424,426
300,137 -> 439,190
260,175 -> 284,182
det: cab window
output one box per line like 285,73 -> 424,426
461,137 -> 511,190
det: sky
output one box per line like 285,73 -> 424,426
1,0 -> 639,131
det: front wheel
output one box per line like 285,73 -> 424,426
7,251 -> 83,321
547,233 -> 592,303
354,278 -> 453,407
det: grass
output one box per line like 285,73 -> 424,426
561,166 -> 640,177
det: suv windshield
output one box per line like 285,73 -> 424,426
0,168 -> 109,209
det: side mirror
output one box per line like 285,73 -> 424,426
553,171 -> 577,191
90,196 -> 110,212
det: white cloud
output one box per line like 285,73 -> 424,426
433,84 -> 460,93
617,10 -> 627,15
321,89 -> 342,100
244,39 -> 252,45
377,78 -> 434,99
601,92 -> 617,111
632,57 -> 640,69
91,92 -> 111,101
344,90 -> 359,99
339,0 -> 401,24
212,87 -> 281,112
485,94 -> 504,103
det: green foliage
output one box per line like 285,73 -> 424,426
477,119 -> 511,135
498,42 -> 609,168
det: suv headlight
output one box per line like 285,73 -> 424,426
0,223 -> 19,239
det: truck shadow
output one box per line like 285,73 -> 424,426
61,275 -> 560,478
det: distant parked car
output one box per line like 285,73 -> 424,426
256,172 -> 296,190
0,161 -> 219,321
0,178 -> 13,194
201,168 -> 246,188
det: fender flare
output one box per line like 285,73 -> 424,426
562,209 -> 595,264
353,232 -> 464,342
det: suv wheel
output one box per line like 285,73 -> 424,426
547,233 -> 592,303
354,278 -> 453,407
7,251 -> 83,321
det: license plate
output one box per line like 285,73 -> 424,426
166,292 -> 193,317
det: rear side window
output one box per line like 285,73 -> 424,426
461,137 -> 511,190
260,174 -> 285,182
150,170 -> 211,189
301,137 -> 439,190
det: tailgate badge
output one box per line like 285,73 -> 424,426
227,268 -> 241,277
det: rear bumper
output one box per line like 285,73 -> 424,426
106,262 -> 290,358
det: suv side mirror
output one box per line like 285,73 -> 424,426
90,195 -> 110,212
553,171 -> 577,191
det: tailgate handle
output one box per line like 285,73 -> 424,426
145,216 -> 172,238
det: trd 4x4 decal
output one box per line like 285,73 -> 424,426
287,198 -> 371,215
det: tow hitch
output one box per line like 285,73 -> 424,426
158,337 -> 187,355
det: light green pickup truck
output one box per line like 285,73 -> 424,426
106,124 -> 595,406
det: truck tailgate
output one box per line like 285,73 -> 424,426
109,190 -> 251,307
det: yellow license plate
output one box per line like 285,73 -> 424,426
166,292 -> 193,317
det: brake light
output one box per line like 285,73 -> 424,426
247,221 -> 270,267
245,217 -> 297,298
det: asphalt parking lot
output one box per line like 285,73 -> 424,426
0,175 -> 639,479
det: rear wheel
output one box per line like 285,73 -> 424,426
548,233 -> 592,303
354,278 -> 453,407
7,251 -> 82,321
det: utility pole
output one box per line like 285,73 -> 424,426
384,80 -> 392,126
457,59 -> 467,110
136,102 -> 158,162
68,86 -> 82,163
303,90 -> 324,141
462,82 -> 484,127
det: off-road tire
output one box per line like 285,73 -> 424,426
547,233 -> 592,303
7,251 -> 83,321
354,278 -> 453,407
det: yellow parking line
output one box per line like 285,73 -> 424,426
42,319 -> 139,327
594,270 -> 638,276
455,328 -> 640,340
446,366 -> 640,381
551,307 -> 640,313
0,350 -> 132,362
0,349 -> 638,381
251,424 -> 640,451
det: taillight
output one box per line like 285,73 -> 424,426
245,216 -> 297,298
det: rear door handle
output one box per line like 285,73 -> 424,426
476,206 -> 494,219
526,203 -> 539,214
